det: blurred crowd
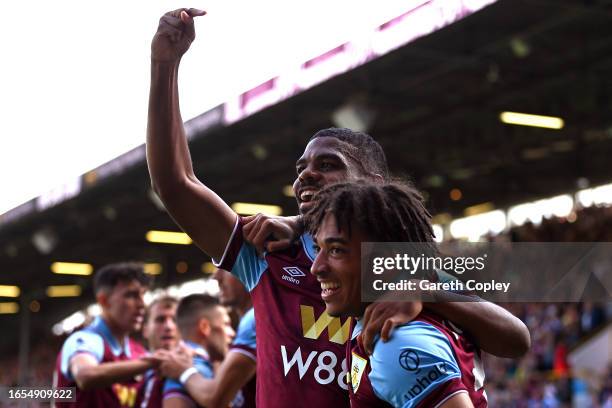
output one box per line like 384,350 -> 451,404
1,205 -> 611,407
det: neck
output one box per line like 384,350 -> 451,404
100,314 -> 127,346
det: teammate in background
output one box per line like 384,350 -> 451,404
53,262 -> 155,408
162,294 -> 235,408
307,181 -> 486,407
147,9 -> 529,407
137,296 -> 180,408
158,268 -> 256,408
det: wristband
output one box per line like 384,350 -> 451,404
179,367 -> 198,385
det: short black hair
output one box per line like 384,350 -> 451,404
93,262 -> 151,295
310,128 -> 389,180
176,294 -> 220,337
305,180 -> 435,248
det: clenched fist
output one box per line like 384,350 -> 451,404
151,8 -> 206,63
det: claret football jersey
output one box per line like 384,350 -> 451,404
54,316 -> 147,408
215,217 -> 351,408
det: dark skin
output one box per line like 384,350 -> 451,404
147,8 -> 529,359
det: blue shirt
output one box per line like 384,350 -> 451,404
163,341 -> 214,403
351,320 -> 462,407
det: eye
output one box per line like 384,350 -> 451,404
319,161 -> 335,171
296,164 -> 306,175
329,246 -> 345,255
313,245 -> 321,254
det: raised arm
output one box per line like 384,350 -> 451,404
147,8 -> 236,259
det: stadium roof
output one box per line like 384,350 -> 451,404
2,0 -> 612,353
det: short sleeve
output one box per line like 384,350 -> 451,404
60,330 -> 105,380
231,308 -> 256,361
369,322 -> 465,408
212,216 -> 268,291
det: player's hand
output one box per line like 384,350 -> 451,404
141,349 -> 168,368
151,8 -> 206,63
242,214 -> 302,256
361,301 -> 423,355
158,346 -> 193,379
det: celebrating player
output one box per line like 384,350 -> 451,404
53,262 -> 154,408
147,9 -> 529,407
161,294 -> 235,408
158,268 -> 256,408
307,180 -> 487,407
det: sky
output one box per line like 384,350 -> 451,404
0,0 -> 421,215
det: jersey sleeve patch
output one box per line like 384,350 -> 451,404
369,322 -> 462,408
60,330 -> 105,380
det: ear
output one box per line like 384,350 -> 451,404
198,318 -> 211,337
96,291 -> 109,309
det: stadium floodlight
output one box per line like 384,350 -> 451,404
202,262 -> 216,274
51,262 -> 93,276
332,101 -> 376,133
500,111 -> 564,130
146,230 -> 193,245
46,285 -> 82,298
231,202 -> 282,216
0,285 -> 20,298
283,185 -> 295,197
0,302 -> 19,314
144,263 -> 163,275
31,227 -> 58,255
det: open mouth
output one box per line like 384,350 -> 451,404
320,281 -> 341,300
299,188 -> 318,204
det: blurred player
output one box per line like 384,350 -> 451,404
161,294 -> 235,408
147,9 -> 529,407
137,296 -> 179,408
53,262 -> 154,408
307,181 -> 487,407
158,268 -> 256,408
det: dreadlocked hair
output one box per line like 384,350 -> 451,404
310,128 -> 389,180
305,180 -> 436,252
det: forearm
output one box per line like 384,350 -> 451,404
427,300 -> 530,358
74,359 -> 151,390
146,60 -> 196,198
183,374 -> 218,407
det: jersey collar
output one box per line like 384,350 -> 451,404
91,316 -> 132,357
301,233 -> 317,261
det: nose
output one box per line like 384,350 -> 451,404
299,163 -> 322,184
310,251 -> 327,278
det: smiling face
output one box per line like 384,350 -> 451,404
293,137 -> 365,215
311,214 -> 366,317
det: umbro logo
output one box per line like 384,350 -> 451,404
282,267 -> 305,285
283,267 -> 306,277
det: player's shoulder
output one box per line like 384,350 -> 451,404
62,327 -> 104,353
238,308 -> 255,331
368,320 -> 462,406
372,320 -> 451,357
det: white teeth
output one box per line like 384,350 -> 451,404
320,282 -> 340,290
300,189 -> 316,201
